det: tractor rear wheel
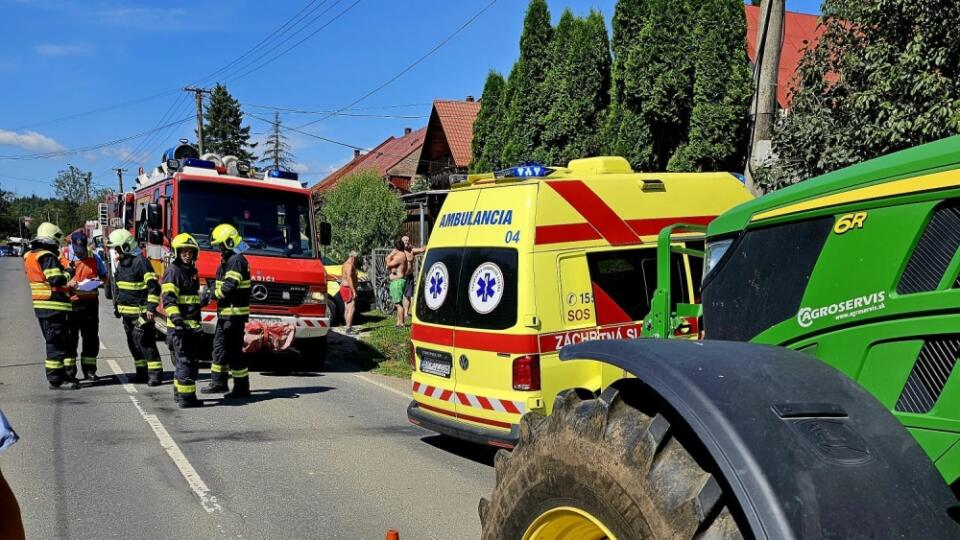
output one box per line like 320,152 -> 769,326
479,385 -> 745,540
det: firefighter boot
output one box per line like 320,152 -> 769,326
224,376 -> 250,399
177,393 -> 203,409
200,383 -> 228,394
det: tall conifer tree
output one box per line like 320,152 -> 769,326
471,70 -> 507,173
258,111 -> 295,171
202,83 -> 257,161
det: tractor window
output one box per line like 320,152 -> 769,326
587,248 -> 689,324
702,216 -> 833,341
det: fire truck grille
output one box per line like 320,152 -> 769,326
250,282 -> 308,306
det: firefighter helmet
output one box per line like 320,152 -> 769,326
107,229 -> 137,254
171,233 -> 199,255
210,223 -> 241,250
35,222 -> 64,245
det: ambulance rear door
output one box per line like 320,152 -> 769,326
411,189 -> 481,423
451,183 -> 538,439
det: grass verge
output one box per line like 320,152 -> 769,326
345,310 -> 412,379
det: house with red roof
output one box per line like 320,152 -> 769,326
415,97 -> 481,189
311,126 -> 426,195
744,5 -> 824,109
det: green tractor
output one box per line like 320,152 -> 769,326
480,137 -> 960,539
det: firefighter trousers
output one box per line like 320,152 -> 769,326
210,317 -> 248,388
122,316 -> 161,382
36,312 -> 69,386
66,303 -> 99,378
168,327 -> 201,404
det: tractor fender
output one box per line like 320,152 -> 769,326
560,339 -> 959,539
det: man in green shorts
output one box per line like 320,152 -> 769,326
387,238 -> 407,327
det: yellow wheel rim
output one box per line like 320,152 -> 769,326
522,506 -> 618,540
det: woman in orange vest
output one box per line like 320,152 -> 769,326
23,222 -> 79,390
60,231 -> 106,381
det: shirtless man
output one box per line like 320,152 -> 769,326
340,251 -> 359,334
386,239 -> 408,327
401,235 -> 426,323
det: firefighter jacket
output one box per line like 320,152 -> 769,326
161,261 -> 202,330
214,252 -> 250,317
113,254 -> 160,317
24,247 -> 72,314
60,254 -> 104,303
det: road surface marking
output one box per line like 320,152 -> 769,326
100,340 -> 108,349
353,373 -> 410,400
106,359 -> 222,514
107,359 -> 137,394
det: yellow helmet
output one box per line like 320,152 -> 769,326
210,223 -> 241,250
107,229 -> 137,254
171,233 -> 199,254
35,222 -> 63,244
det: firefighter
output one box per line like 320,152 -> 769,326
107,229 -> 163,385
201,223 -> 251,398
60,231 -> 106,381
162,233 -> 205,408
24,223 -> 80,390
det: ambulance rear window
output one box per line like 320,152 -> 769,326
415,247 -> 518,330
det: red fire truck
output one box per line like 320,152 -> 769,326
102,143 -> 332,367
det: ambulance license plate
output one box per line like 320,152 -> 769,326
419,348 -> 452,378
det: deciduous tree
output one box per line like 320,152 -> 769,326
318,169 -> 405,261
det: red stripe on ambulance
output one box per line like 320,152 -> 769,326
546,180 -> 639,245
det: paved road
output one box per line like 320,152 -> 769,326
0,257 -> 494,539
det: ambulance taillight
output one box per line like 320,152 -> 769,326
512,355 -> 541,391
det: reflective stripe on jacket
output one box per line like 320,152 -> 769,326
24,249 -> 72,312
162,261 -> 202,329
113,254 -> 160,316
215,252 -> 250,317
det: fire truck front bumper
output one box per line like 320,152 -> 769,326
199,312 -> 330,339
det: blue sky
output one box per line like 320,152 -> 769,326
0,0 -> 821,196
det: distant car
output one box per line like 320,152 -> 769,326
322,256 -> 374,324
0,246 -> 13,257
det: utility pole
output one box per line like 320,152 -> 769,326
113,167 -> 127,192
745,0 -> 784,195
183,86 -> 211,154
83,171 -> 92,205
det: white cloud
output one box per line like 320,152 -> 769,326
99,145 -> 151,164
289,162 -> 310,174
0,129 -> 65,153
35,43 -> 95,57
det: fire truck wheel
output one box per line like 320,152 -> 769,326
479,384 -> 745,540
298,337 -> 327,371
326,298 -> 340,327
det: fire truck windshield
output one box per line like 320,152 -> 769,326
178,180 -> 316,259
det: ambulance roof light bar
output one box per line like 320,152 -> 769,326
494,162 -> 555,180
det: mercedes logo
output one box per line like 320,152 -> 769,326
251,283 -> 269,302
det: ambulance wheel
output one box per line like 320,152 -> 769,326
298,336 -> 327,371
479,384 -> 745,540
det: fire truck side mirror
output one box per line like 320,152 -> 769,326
319,222 -> 332,246
147,203 -> 162,230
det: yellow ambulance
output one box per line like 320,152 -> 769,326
406,157 -> 752,448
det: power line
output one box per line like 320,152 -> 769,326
247,103 -> 427,119
295,0 -> 498,131
223,0 -> 363,84
9,0 -> 351,132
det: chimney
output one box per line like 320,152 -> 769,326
465,95 -> 475,102
404,127 -> 412,135
353,149 -> 361,159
